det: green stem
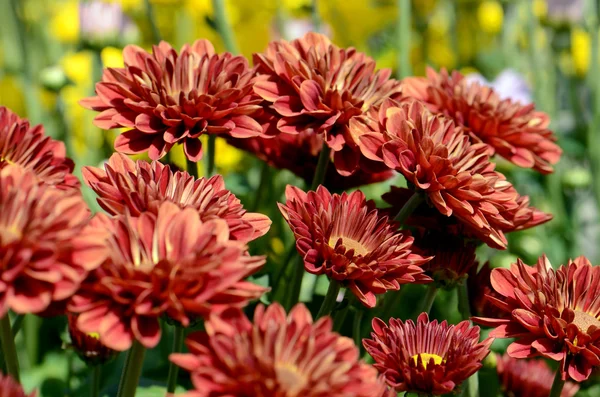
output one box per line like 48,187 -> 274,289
24,314 -> 40,365
271,244 -> 298,302
332,302 -> 350,332
396,0 -> 412,79
0,315 -> 20,382
205,135 -> 216,176
10,314 -> 24,337
420,285 -> 438,315
548,369 -> 566,397
312,0 -> 321,33
186,158 -> 198,179
144,0 -> 162,43
91,365 -> 101,397
316,281 -> 341,319
394,192 -> 424,224
353,307 -> 364,349
117,341 -> 146,397
251,162 -> 271,211
166,326 -> 185,393
310,145 -> 331,190
212,0 -> 239,54
285,256 -> 305,311
457,283 -> 478,397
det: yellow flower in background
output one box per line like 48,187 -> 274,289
428,39 -> 456,69
428,9 -> 450,38
50,0 -> 79,43
0,77 -> 26,116
477,0 -> 503,35
533,0 -> 548,19
571,27 -> 591,77
101,47 -> 124,68
61,52 -> 94,85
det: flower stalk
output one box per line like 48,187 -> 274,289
206,135 -> 216,176
212,0 -> 239,54
310,145 -> 331,190
458,283 -> 478,397
186,158 -> 198,179
166,325 -> 185,393
144,0 -> 162,43
420,285 -> 438,315
116,341 -> 146,397
0,315 -> 20,382
549,370 -> 565,397
394,192 -> 423,224
316,281 -> 341,319
91,365 -> 101,397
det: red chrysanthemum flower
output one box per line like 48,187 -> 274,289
496,353 -> 579,397
227,130 -> 395,190
359,100 -> 551,249
67,314 -> 116,365
0,166 -> 95,317
278,185 -> 431,308
363,313 -> 492,395
412,230 -> 477,289
80,40 -> 264,161
170,303 -> 385,397
83,153 -> 271,243
0,106 -> 78,189
69,202 -> 266,351
467,262 -> 508,319
474,255 -> 600,381
253,32 -> 402,176
0,372 -> 35,397
401,67 -> 561,174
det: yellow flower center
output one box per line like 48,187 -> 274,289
572,310 -> 600,333
411,353 -> 444,369
328,235 -> 369,256
88,332 -> 100,340
274,362 -> 306,395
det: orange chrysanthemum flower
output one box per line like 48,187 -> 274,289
359,100 -> 551,249
170,303 -> 385,397
496,353 -> 579,397
0,166 -> 95,317
0,372 -> 35,397
278,185 -> 431,308
0,106 -> 78,189
83,153 -> 271,243
253,32 -> 402,176
413,231 -> 477,289
401,68 -> 561,174
67,314 -> 116,365
69,202 -> 266,351
227,130 -> 394,190
363,313 -> 492,395
80,40 -> 264,161
474,255 -> 600,381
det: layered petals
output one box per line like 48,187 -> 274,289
68,202 -> 266,351
278,185 -> 431,308
80,40 -> 263,161
401,67 -> 561,174
170,303 -> 385,397
83,153 -> 271,243
474,255 -> 600,382
363,313 -> 492,395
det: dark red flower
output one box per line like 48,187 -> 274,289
80,40 -> 264,161
227,130 -> 395,190
69,202 -> 266,351
0,106 -> 78,189
253,32 -> 402,176
0,166 -> 95,317
83,153 -> 271,243
401,67 -> 562,174
496,353 -> 579,397
359,100 -> 551,249
278,185 -> 431,308
170,303 -> 385,397
0,372 -> 35,397
474,255 -> 600,381
363,313 -> 492,395
67,313 -> 116,365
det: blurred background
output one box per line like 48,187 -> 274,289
1,0 -> 600,395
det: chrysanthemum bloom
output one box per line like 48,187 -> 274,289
0,106 -> 78,189
474,255 -> 600,381
227,129 -> 395,190
0,372 -> 35,397
496,353 -> 579,397
83,153 -> 271,243
0,166 -> 95,317
80,40 -> 264,161
401,67 -> 561,174
413,231 -> 477,289
363,313 -> 492,395
467,262 -> 508,319
253,32 -> 402,175
67,314 -> 117,365
69,202 -> 266,351
359,100 -> 551,249
278,185 -> 431,308
170,303 -> 383,397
